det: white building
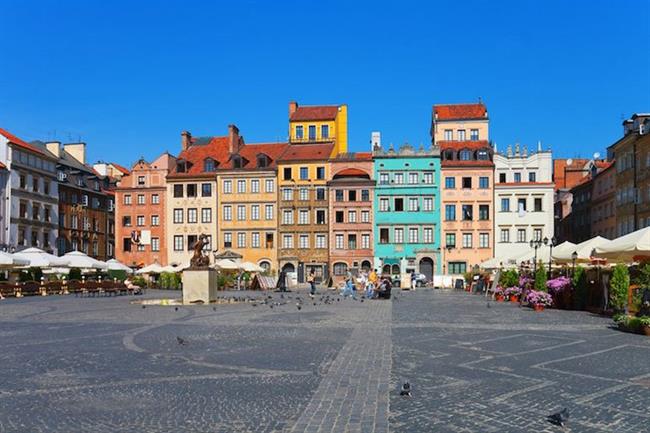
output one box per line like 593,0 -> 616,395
493,143 -> 554,261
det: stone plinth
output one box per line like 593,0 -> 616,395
182,268 -> 218,304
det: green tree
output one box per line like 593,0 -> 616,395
69,267 -> 82,281
610,264 -> 630,311
499,269 -> 519,288
572,266 -> 587,310
534,262 -> 547,292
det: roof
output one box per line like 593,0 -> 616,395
594,160 -> 613,170
278,143 -> 334,162
553,158 -> 590,190
222,142 -> 288,170
290,105 -> 339,121
439,140 -> 491,151
434,103 -> 487,121
442,160 -> 494,168
168,136 -> 230,178
334,168 -> 369,177
0,128 -> 47,156
111,162 -> 130,175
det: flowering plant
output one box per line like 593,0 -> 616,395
504,287 -> 522,297
546,276 -> 572,295
525,290 -> 553,307
519,275 -> 533,289
493,286 -> 505,296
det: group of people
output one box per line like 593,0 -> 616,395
340,268 -> 392,299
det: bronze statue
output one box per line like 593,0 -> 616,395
189,234 -> 210,268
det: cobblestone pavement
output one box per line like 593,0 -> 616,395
1,289 -> 649,432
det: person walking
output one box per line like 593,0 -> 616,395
410,270 -> 417,290
276,270 -> 287,292
307,269 -> 316,297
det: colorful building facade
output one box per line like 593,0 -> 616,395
373,144 -> 442,282
288,101 -> 347,156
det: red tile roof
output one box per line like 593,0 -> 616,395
553,158 -> 590,190
290,106 -> 339,121
334,168 -> 369,177
223,142 -> 289,169
111,162 -> 130,175
279,143 -> 334,162
439,140 -> 491,151
434,103 -> 487,121
0,128 -> 47,156
168,136 -> 230,178
594,160 -> 613,170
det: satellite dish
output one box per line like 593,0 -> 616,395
567,158 -> 573,166
593,152 -> 601,160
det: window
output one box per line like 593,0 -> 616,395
187,184 -> 197,197
423,172 -> 433,184
479,205 -> 489,220
251,179 -> 260,193
361,190 -> 369,201
335,234 -> 344,249
283,167 -> 292,180
223,205 -> 232,221
394,198 -> 404,212
479,233 -> 489,248
379,173 -> 389,185
173,208 -> 183,223
282,188 -> 293,201
445,205 -> 456,220
499,173 -> 506,183
265,179 -> 274,193
380,197 -> 389,211
501,198 -> 510,212
394,228 -> 404,243
223,180 -> 232,194
529,172 -> 536,182
251,205 -> 260,221
380,228 -> 389,244
394,173 -> 404,184
265,204 -> 274,220
44,180 -> 50,195
283,210 -> 293,224
458,129 -> 466,141
477,150 -> 489,160
251,232 -> 260,248
173,235 -> 184,251
202,208 -> 212,223
282,234 -> 293,249
237,205 -> 246,221
444,129 -> 453,140
514,172 -> 521,183
408,173 -> 418,184
334,263 -> 347,276
335,190 -> 344,202
517,229 -> 526,243
171,185 -> 182,198
316,188 -> 326,200
136,215 -> 145,226
308,125 -> 316,140
518,198 -> 527,212
462,233 -> 472,248
202,183 -> 212,197
122,216 -> 130,227
237,232 -> 246,248
316,167 -> 325,180
20,174 -> 26,189
321,125 -> 329,139
300,167 -> 309,180
224,232 -> 232,248
470,129 -> 479,140
299,188 -> 309,201
533,228 -> 542,241
534,198 -> 542,212
348,210 -> 357,222
408,228 -> 418,243
361,210 -> 370,222
445,233 -> 456,248
122,238 -> 132,252
237,180 -> 246,193
500,229 -> 510,243
44,207 -> 50,222
348,190 -> 357,201
316,210 -> 326,224
423,197 -> 434,211
348,234 -> 357,249
445,177 -> 456,189
479,177 -> 489,189
460,150 -> 472,160
299,209 -> 309,224
408,197 -> 418,211
295,125 -> 303,139
203,159 -> 216,172
124,194 -> 132,205
188,208 -> 197,223
361,234 -> 370,249
316,234 -> 326,249
151,237 -> 160,252
449,262 -> 467,274
423,227 -> 433,243
462,177 -> 472,189
151,215 -> 160,226
136,194 -> 145,205
462,204 -> 473,220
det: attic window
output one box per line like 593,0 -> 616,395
477,149 -> 490,160
204,158 -> 216,172
257,154 -> 269,168
443,150 -> 454,160
176,161 -> 187,173
232,156 -> 243,169
459,150 -> 472,161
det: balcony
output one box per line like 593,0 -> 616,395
289,136 -> 335,144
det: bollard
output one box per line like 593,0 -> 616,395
62,276 -> 69,295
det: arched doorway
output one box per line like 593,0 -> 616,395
419,257 -> 434,282
361,260 -> 372,271
391,264 -> 400,275
282,263 -> 295,273
259,261 -> 271,273
382,264 -> 391,275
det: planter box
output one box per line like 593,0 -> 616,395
509,295 -> 519,303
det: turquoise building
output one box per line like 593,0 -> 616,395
372,143 -> 442,283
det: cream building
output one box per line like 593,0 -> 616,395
493,143 -> 555,261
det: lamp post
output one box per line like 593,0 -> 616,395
571,251 -> 578,276
444,244 -> 453,275
529,238 -> 543,274
545,236 -> 557,279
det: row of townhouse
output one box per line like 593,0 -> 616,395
115,100 -> 556,283
0,128 -> 123,259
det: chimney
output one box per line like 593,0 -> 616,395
181,131 -> 192,151
228,124 -> 242,154
45,141 -> 61,158
63,143 -> 86,164
288,101 -> 298,118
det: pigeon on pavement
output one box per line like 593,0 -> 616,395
176,337 -> 187,346
400,382 -> 412,397
547,408 -> 569,427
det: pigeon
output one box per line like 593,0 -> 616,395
176,337 -> 187,346
360,299 -> 364,303
296,303 -> 301,311
174,307 -> 179,311
213,307 -> 217,311
142,305 -> 146,309
547,408 -> 569,427
400,382 -> 412,397
486,302 -> 491,308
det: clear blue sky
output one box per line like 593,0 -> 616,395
1,0 -> 649,166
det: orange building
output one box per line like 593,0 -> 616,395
115,152 -> 175,267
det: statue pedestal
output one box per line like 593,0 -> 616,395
182,268 -> 218,304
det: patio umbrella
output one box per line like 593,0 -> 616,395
13,247 -> 70,267
239,261 -> 264,272
160,263 -> 188,273
0,251 -> 29,268
106,259 -> 134,274
62,251 -> 109,270
594,227 -> 650,262
550,241 -> 577,260
213,259 -> 239,270
553,236 -> 611,263
135,263 -> 164,274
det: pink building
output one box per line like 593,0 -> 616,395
328,153 -> 374,284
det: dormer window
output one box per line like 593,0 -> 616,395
443,150 -> 454,160
257,154 -> 269,168
459,150 -> 472,161
203,158 -> 216,172
232,155 -> 243,169
176,160 -> 187,173
76,177 -> 85,187
477,149 -> 489,160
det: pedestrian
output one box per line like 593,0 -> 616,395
307,269 -> 316,297
276,270 -> 287,292
410,270 -> 417,290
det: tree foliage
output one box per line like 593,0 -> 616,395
610,264 -> 630,311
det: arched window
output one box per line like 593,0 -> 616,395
391,264 -> 400,275
459,150 -> 472,161
477,149 -> 489,160
382,264 -> 391,275
443,150 -> 454,160
203,158 -> 216,172
333,262 -> 348,276
259,261 -> 271,272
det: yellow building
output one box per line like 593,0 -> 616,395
288,101 -> 347,157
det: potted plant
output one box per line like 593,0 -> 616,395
610,264 -> 630,313
547,276 -> 573,309
494,286 -> 505,302
505,286 -> 522,302
525,290 -> 553,312
640,316 -> 650,336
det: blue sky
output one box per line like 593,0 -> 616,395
1,0 -> 649,166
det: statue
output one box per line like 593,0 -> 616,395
189,234 -> 210,268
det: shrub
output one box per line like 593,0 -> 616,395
572,267 -> 587,310
639,316 -> 650,326
504,287 -> 522,297
108,269 -> 127,282
610,264 -> 630,311
69,267 -> 82,281
546,276 -> 572,295
633,263 -> 650,288
159,272 -> 181,290
217,273 -> 234,289
132,276 -> 147,288
499,269 -> 519,288
534,263 -> 547,292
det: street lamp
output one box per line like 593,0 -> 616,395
545,236 -> 557,279
444,244 -> 453,275
529,238 -> 543,273
571,251 -> 578,276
